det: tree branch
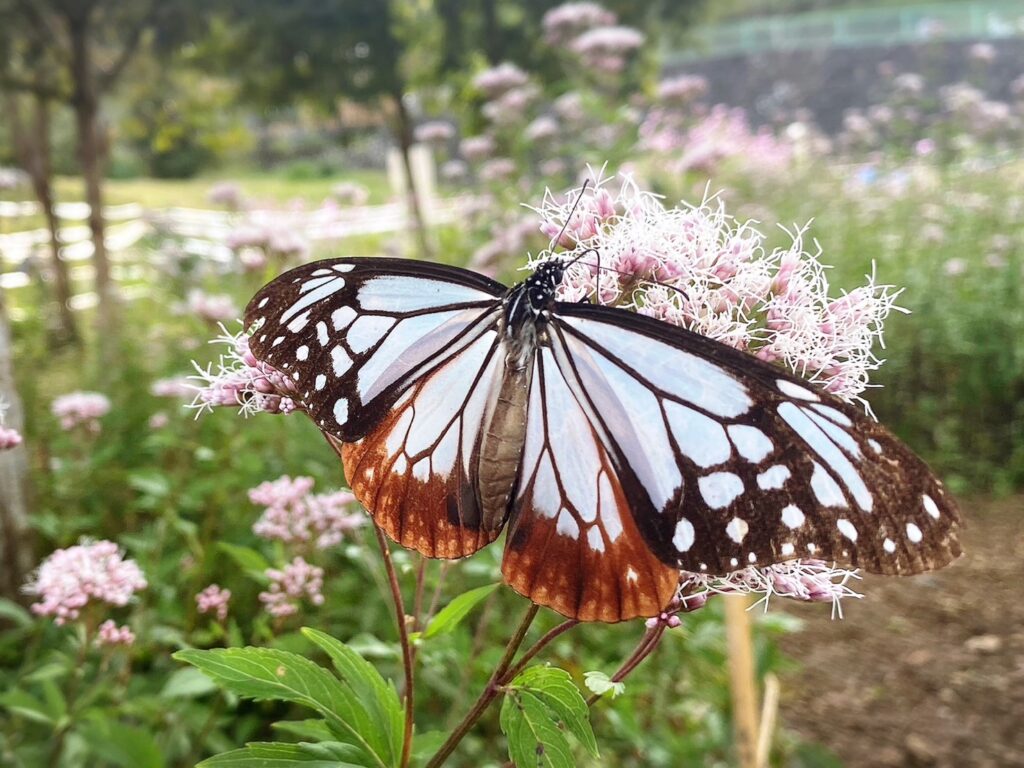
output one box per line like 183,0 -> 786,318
96,1 -> 158,91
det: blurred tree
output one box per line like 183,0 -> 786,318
0,288 -> 32,602
0,0 -> 190,366
204,0 -> 440,258
0,16 -> 78,346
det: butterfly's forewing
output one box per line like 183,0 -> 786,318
546,302 -> 962,578
244,258 -> 505,442
245,258 -> 509,557
502,343 -> 680,622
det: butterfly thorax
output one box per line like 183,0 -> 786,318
504,261 -> 566,332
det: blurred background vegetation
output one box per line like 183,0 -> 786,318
1,0 -> 1022,766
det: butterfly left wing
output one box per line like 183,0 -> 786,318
245,257 -> 511,558
544,302 -> 962,579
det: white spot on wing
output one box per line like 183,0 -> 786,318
837,518 -> 858,541
280,277 -> 345,323
810,462 -> 848,508
331,346 -> 353,377
332,306 -> 357,331
348,315 -> 396,354
698,472 -> 744,509
906,522 -> 923,543
728,425 -> 774,463
665,403 -> 731,468
556,511 -> 579,539
923,494 -> 940,519
725,517 -> 749,544
316,321 -> 330,346
781,504 -> 805,529
756,465 -> 791,490
315,374 -> 326,391
781,542 -> 795,557
357,275 -> 494,311
777,379 -> 819,401
883,538 -> 896,553
333,398 -> 349,424
587,527 -> 605,552
672,518 -> 695,552
296,345 -> 309,361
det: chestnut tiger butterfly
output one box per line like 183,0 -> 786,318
244,256 -> 962,622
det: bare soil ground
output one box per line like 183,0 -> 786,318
778,496 -> 1024,768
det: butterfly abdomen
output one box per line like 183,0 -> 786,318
477,348 -> 534,532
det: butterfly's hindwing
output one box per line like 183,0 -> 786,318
502,342 -> 679,622
244,258 -> 505,442
550,302 -> 962,577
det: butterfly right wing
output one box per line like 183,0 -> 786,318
245,257 -> 510,558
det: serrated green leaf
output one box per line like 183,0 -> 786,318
0,689 -> 56,725
423,583 -> 498,639
300,628 -> 403,766
174,648 -> 386,768
0,598 -> 32,628
198,741 -> 367,767
160,667 -> 219,699
509,667 -> 598,757
500,690 -> 574,768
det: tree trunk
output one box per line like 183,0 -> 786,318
5,94 -> 78,346
482,0 -> 502,64
68,13 -> 117,358
0,288 -> 33,602
393,94 -> 434,260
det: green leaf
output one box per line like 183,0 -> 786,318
160,667 -> 219,699
271,719 -> 334,743
0,598 -> 32,628
423,583 -> 498,639
217,543 -> 271,582
500,690 -> 574,768
509,667 -> 598,757
0,689 -> 56,725
301,628 -> 403,766
80,718 -> 165,768
199,742 -> 367,768
582,671 -> 625,700
174,648 -> 386,768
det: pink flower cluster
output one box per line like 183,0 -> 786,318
414,121 -> 455,145
532,172 -> 901,402
0,426 -> 21,450
207,182 -> 245,210
472,62 -> 529,98
188,290 -> 241,324
196,583 -> 231,622
542,2 -> 616,45
51,391 -> 111,432
151,377 -> 194,398
569,25 -> 645,74
97,620 -> 136,646
190,329 -> 298,417
657,74 -> 709,105
641,105 -> 795,177
330,182 -> 370,206
226,224 -> 310,262
25,540 -> 147,625
460,135 -> 496,161
249,475 -> 364,550
259,557 -> 325,618
677,560 -> 861,619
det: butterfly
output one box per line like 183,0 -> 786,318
244,256 -> 962,622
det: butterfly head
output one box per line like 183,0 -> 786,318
524,259 -> 567,311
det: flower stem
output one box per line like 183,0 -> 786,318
425,603 -> 540,768
586,624 -> 666,707
502,619 -> 579,683
373,524 -> 414,768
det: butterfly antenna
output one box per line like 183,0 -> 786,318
545,179 -> 591,257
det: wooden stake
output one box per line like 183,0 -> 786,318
724,595 -> 759,768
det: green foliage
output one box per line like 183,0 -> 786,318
500,666 -> 598,768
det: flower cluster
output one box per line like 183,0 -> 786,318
207,181 -> 245,211
249,475 -> 364,550
51,391 -> 111,432
190,328 -> 298,417
225,223 -> 311,264
188,290 -> 241,325
656,74 -> 708,105
97,620 -> 136,647
259,557 -> 325,618
472,62 -> 529,98
25,540 -> 147,625
0,398 -> 21,451
151,377 -> 195,399
531,172 -> 900,401
414,121 -> 455,145
196,584 -> 231,622
541,2 -> 616,45
331,181 -> 370,206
